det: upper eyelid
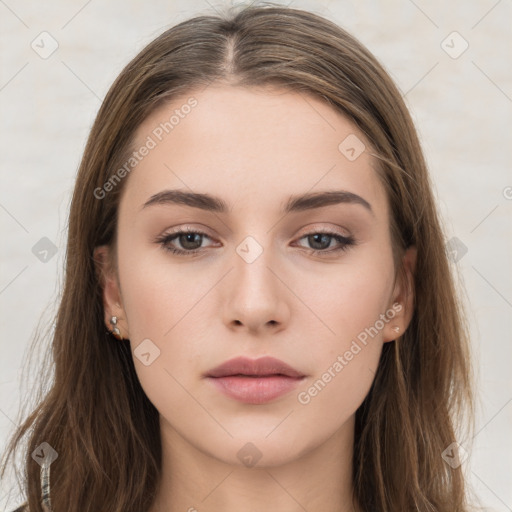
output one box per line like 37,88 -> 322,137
162,225 -> 350,238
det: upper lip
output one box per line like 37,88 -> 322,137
205,356 -> 305,378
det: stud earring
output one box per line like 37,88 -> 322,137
109,316 -> 123,340
392,326 -> 400,334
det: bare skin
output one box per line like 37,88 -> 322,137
94,84 -> 416,512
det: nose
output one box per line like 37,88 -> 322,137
222,238 -> 290,335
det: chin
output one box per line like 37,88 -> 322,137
208,428 -> 313,469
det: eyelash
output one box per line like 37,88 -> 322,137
154,226 -> 356,257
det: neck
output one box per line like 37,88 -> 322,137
149,415 -> 360,512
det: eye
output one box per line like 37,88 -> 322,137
154,227 -> 214,256
294,230 -> 356,256
154,227 -> 356,257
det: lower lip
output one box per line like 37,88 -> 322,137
207,375 -> 304,404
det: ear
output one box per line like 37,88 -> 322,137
93,245 -> 129,340
382,245 -> 417,343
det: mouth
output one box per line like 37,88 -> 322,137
205,356 -> 306,404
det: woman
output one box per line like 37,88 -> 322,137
1,3 -> 475,511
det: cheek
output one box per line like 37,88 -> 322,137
291,280 -> 392,435
294,346 -> 380,446
117,252 -> 209,419
293,247 -> 394,402
117,232 -> 209,340
117,242 -> 214,385
304,250 -> 395,347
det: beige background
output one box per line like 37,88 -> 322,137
1,0 -> 511,510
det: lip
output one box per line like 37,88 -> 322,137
205,356 -> 306,404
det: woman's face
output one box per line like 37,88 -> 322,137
96,84 -> 415,467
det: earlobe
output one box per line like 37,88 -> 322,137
93,245 -> 129,340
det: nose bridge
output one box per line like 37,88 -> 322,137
233,233 -> 278,295
223,231 -> 288,330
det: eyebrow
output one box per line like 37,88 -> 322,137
141,189 -> 374,216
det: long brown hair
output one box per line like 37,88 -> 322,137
1,3 -> 475,511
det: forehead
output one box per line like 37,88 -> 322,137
122,85 -> 387,220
